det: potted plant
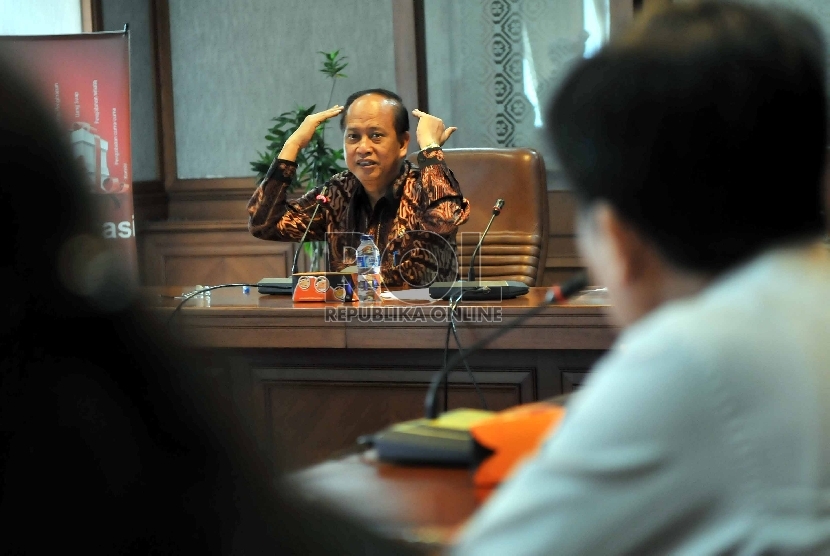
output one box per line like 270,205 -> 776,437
250,49 -> 348,271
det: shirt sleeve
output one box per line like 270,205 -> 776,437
383,148 -> 471,288
449,327 -> 731,556
246,159 -> 328,243
415,146 -> 470,234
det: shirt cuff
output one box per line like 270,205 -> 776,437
270,159 -> 297,184
417,146 -> 445,168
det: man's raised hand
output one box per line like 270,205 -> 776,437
412,108 -> 457,149
278,105 -> 344,161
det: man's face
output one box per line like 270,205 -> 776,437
343,94 -> 410,197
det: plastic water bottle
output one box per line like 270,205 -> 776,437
356,234 -> 380,303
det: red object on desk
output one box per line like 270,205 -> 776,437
292,272 -> 356,302
470,401 -> 566,488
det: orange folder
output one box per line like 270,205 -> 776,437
469,401 -> 566,489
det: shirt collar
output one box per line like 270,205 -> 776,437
354,159 -> 410,211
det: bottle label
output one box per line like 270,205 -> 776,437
356,252 -> 377,270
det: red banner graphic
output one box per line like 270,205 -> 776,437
0,31 -> 138,286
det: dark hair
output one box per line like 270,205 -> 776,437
546,0 -> 827,273
340,88 -> 409,138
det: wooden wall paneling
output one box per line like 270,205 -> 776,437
153,0 -> 176,193
562,371 -> 589,394
391,0 -> 426,134
138,221 -> 299,286
132,0 -> 168,222
81,0 -> 103,32
165,177 -> 259,221
543,189 -> 583,285
537,350 -> 605,399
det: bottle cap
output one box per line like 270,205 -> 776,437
360,234 -> 373,241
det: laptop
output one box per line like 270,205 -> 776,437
428,280 -> 530,301
257,277 -> 293,295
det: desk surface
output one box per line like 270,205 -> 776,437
141,286 -> 616,350
290,447 -> 486,548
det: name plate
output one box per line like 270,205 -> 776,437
292,272 -> 356,303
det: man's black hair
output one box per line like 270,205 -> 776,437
546,0 -> 828,273
340,88 -> 409,139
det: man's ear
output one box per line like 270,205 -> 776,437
398,131 -> 410,157
594,203 -> 649,287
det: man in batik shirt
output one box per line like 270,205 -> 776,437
247,88 -> 470,288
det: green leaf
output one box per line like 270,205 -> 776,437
251,49 -> 348,189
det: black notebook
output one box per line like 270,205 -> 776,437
370,408 -> 495,466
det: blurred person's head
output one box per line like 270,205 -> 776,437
340,89 -> 411,202
546,0 -> 827,326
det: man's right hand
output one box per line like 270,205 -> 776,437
277,105 -> 344,161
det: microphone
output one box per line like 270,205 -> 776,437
428,198 -> 529,301
468,198 -> 504,283
425,271 -> 589,419
290,185 -> 329,287
257,185 -> 330,296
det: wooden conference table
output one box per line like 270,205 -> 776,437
291,447 -> 488,550
142,285 -> 617,470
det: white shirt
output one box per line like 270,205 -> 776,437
451,243 -> 830,555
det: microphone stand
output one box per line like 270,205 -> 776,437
438,198 -> 505,413
289,186 -> 329,290
425,271 -> 589,419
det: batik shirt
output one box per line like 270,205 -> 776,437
247,147 -> 471,288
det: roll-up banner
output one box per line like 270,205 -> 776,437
0,30 -> 138,287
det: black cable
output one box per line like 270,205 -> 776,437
441,289 -> 463,413
425,271 -> 589,419
437,288 -> 488,412
449,317 -> 488,410
442,309 -> 452,412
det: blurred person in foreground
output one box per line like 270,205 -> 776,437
451,1 -> 830,554
0,54 -> 424,555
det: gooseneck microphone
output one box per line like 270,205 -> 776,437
289,185 -> 329,286
425,271 -> 589,419
468,198 -> 504,283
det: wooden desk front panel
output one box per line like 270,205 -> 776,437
147,287 -> 615,470
200,347 -> 605,470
